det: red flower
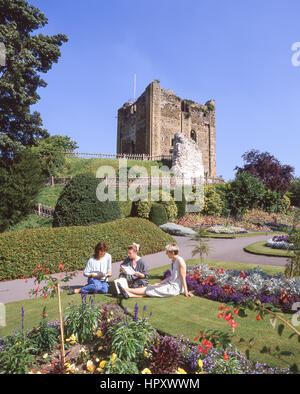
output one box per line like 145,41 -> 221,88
256,315 -> 261,321
217,313 -> 224,319
224,313 -> 232,321
194,337 -> 199,341
224,352 -> 229,361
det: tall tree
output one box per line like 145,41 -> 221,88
0,0 -> 68,155
235,150 -> 294,195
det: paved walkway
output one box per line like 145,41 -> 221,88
0,234 -> 288,305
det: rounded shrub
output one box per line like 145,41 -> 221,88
278,194 -> 291,214
53,173 -> 121,227
149,203 -> 168,226
201,185 -> 225,217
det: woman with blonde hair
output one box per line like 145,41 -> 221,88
117,243 -> 193,299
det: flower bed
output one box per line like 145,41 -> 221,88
0,300 -> 291,374
185,264 -> 300,313
175,214 -> 273,232
207,225 -> 247,234
266,234 -> 295,250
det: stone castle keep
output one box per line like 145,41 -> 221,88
117,80 -> 217,177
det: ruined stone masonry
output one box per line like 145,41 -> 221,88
117,80 -> 217,177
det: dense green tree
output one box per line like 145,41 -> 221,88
226,172 -> 266,217
288,177 -> 300,207
0,0 -> 68,154
0,148 -> 44,232
31,135 -> 79,177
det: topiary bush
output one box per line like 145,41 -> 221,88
278,194 -> 291,214
149,203 -> 168,226
132,190 -> 178,221
53,173 -> 121,227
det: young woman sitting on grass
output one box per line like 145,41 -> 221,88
117,243 -> 194,299
69,242 -> 112,295
119,243 -> 149,288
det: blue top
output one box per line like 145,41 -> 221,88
83,253 -> 112,281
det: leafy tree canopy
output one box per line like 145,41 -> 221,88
235,149 -> 294,195
0,0 -> 68,154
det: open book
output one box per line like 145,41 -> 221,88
114,277 -> 129,295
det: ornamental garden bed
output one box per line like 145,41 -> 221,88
244,241 -> 295,258
1,261 -> 298,374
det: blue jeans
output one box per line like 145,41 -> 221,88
81,277 -> 109,294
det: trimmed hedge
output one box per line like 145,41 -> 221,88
53,173 -> 121,227
0,218 -> 174,281
149,203 -> 168,226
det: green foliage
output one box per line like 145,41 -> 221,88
53,173 -> 121,227
278,194 -> 291,214
106,309 -> 156,363
262,189 -> 281,213
172,187 -> 187,218
288,177 -> 300,207
28,308 -> 58,354
149,203 -> 168,226
0,217 -> 174,280
191,227 -> 211,263
31,135 -> 78,177
0,149 -> 44,232
136,200 -> 152,219
284,208 -> 300,278
104,356 -> 140,374
226,172 -> 266,217
0,0 -> 68,155
0,332 -> 37,374
64,296 -> 102,344
201,185 -> 225,217
152,190 -> 178,221
6,214 -> 53,233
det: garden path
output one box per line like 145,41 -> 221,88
0,234 -> 288,304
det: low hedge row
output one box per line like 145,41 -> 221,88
0,218 -> 174,281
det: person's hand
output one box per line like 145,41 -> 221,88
134,271 -> 142,278
185,291 -> 194,297
120,266 -> 125,272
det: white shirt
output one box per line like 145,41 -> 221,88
83,253 -> 112,282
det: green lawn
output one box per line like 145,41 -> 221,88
244,241 -> 294,258
1,259 -> 299,371
35,186 -> 64,208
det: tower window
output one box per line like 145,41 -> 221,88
191,130 -> 197,142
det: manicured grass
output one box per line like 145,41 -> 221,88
1,259 -> 298,371
35,186 -> 64,208
244,241 -> 294,258
58,156 -> 165,177
6,214 -> 53,233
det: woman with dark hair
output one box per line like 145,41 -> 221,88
69,242 -> 112,295
119,243 -> 148,288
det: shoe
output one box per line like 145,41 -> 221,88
117,283 -> 129,299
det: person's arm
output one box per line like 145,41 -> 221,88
134,259 -> 148,279
83,259 -> 93,278
178,258 -> 193,297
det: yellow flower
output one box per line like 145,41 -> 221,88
110,311 -> 114,315
95,358 -> 100,363
144,350 -> 150,358
141,368 -> 152,374
86,360 -> 95,373
96,368 -> 104,373
99,360 -> 107,369
198,359 -> 203,369
111,353 -> 117,362
42,353 -> 48,359
177,368 -> 187,374
98,346 -> 103,351
66,334 -> 77,344
95,329 -> 103,338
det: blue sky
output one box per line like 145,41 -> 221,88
29,0 -> 300,181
